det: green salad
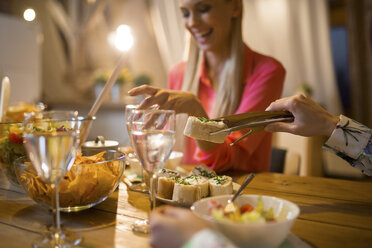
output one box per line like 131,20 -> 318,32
0,125 -> 26,184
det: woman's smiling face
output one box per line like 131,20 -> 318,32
180,0 -> 240,53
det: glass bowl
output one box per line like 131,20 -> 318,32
5,102 -> 44,122
0,115 -> 95,188
15,150 -> 126,212
0,121 -> 26,187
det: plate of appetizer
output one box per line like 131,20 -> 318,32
156,165 -> 240,208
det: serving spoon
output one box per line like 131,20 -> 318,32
224,173 -> 255,214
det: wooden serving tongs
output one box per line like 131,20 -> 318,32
210,110 -> 294,146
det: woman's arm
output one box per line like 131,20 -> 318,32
264,94 -> 339,136
128,85 -> 208,118
265,94 -> 372,176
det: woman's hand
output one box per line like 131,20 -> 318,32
150,206 -> 209,248
129,85 -> 219,151
264,94 -> 339,137
128,85 -> 208,117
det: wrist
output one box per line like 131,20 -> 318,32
190,97 -> 208,118
325,115 -> 340,137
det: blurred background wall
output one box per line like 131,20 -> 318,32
0,13 -> 41,103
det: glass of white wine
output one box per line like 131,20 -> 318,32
23,110 -> 82,248
129,109 -> 175,234
125,104 -> 159,143
124,104 -> 158,193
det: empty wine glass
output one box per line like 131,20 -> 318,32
23,110 -> 82,248
129,109 -> 175,234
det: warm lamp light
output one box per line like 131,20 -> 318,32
23,8 -> 36,22
112,24 -> 134,52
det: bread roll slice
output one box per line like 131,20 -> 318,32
157,169 -> 180,199
172,183 -> 201,204
209,175 -> 233,196
183,175 -> 209,198
157,177 -> 176,199
158,168 -> 180,179
172,176 -> 209,204
190,164 -> 217,179
184,116 -> 228,143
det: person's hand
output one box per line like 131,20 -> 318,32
264,94 -> 340,137
128,85 -> 208,117
150,206 -> 209,248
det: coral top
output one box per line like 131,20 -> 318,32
168,45 -> 285,172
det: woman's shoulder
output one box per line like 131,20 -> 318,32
168,61 -> 187,90
169,61 -> 187,76
242,45 -> 286,91
245,45 -> 285,74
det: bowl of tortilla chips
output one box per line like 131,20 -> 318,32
15,150 -> 126,212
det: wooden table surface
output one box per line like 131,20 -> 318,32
1,168 -> 372,248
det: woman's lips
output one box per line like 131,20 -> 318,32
193,29 -> 213,44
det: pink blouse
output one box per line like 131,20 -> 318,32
168,45 -> 285,172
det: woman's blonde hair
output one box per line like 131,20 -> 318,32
181,5 -> 244,118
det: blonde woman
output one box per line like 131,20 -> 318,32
129,0 -> 285,172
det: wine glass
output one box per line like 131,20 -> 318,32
125,104 -> 159,142
129,109 -> 175,234
124,104 -> 157,193
23,110 -> 82,247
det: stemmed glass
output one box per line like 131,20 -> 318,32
125,105 -> 138,138
23,111 -> 82,248
125,104 -> 157,193
128,109 -> 175,234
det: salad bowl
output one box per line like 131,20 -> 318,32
191,194 -> 300,248
0,121 -> 26,187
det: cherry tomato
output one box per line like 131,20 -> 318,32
208,200 -> 223,214
240,203 -> 254,214
8,132 -> 23,144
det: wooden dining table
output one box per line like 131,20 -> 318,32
1,166 -> 372,248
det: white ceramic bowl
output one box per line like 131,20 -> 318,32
126,153 -> 142,176
127,151 -> 184,176
191,194 -> 300,248
165,151 -> 184,170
